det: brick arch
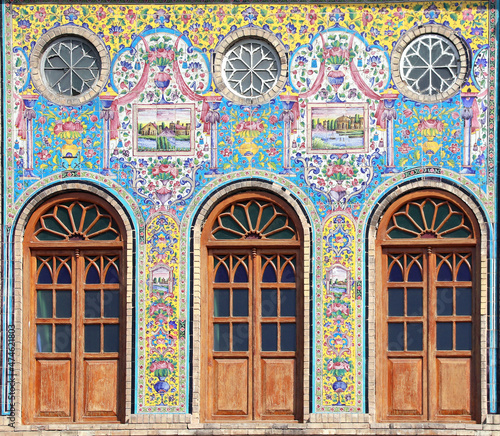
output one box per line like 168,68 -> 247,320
364,180 -> 490,423
11,182 -> 136,425
188,180 -> 316,423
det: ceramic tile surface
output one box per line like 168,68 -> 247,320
1,1 -> 497,416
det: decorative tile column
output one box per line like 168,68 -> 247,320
204,95 -> 222,175
460,91 -> 477,175
380,93 -> 399,174
100,94 -> 115,176
21,94 -> 38,179
279,94 -> 298,175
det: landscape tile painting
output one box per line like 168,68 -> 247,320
308,103 -> 368,153
134,104 -> 194,155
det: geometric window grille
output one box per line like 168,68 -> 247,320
32,200 -> 122,242
400,35 -> 460,96
42,37 -> 101,97
30,26 -> 110,106
222,39 -> 281,99
213,28 -> 288,105
211,199 -> 297,240
386,197 -> 473,239
391,25 -> 470,103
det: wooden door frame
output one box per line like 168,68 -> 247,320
374,189 -> 482,423
21,192 -> 127,424
199,191 -> 305,422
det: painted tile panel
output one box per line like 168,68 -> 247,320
2,1 -> 496,415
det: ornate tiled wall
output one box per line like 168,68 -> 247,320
2,1 -> 497,417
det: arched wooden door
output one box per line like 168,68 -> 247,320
376,191 -> 480,422
201,193 -> 303,422
22,193 -> 126,423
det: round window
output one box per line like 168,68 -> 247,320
222,39 -> 281,99
392,25 -> 470,102
213,28 -> 287,105
31,27 -> 110,106
41,37 -> 101,98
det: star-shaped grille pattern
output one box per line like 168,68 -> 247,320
223,40 -> 280,98
400,34 -> 460,96
43,37 -> 101,97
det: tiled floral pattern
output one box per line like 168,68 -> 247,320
3,1 -> 496,415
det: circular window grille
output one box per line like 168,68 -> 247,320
392,25 -> 470,103
31,27 -> 110,106
213,28 -> 287,105
42,37 -> 101,97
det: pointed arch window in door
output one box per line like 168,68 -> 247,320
24,195 -> 125,424
202,194 -> 303,422
376,192 -> 479,423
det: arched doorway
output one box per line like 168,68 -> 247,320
22,193 -> 126,423
375,190 -> 480,422
200,192 -> 304,421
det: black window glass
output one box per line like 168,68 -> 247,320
437,287 -> 453,316
103,324 -> 119,352
407,288 -> 423,316
233,323 -> 248,351
456,287 -> 472,316
388,288 -> 404,316
233,264 -> 248,283
37,291 -> 53,318
280,289 -> 296,317
85,324 -> 101,353
233,289 -> 248,317
456,322 -> 472,350
261,323 -> 278,351
103,290 -> 120,318
388,323 -> 404,351
281,323 -> 296,351
214,323 -> 230,351
56,290 -> 72,318
261,289 -> 277,317
36,325 -> 52,352
436,322 -> 453,350
214,289 -> 230,317
407,323 -> 423,351
55,324 -> 71,352
85,290 -> 101,318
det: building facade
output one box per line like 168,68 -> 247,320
0,1 -> 499,434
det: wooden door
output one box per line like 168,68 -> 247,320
201,194 -> 303,422
23,195 -> 125,424
376,193 -> 479,422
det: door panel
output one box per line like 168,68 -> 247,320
35,360 -> 72,418
379,248 -> 476,422
79,254 -> 121,421
436,358 -> 471,416
214,359 -> 249,415
261,359 -> 295,416
83,360 -> 118,417
205,249 -> 302,421
29,250 -> 123,423
387,358 -> 423,416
